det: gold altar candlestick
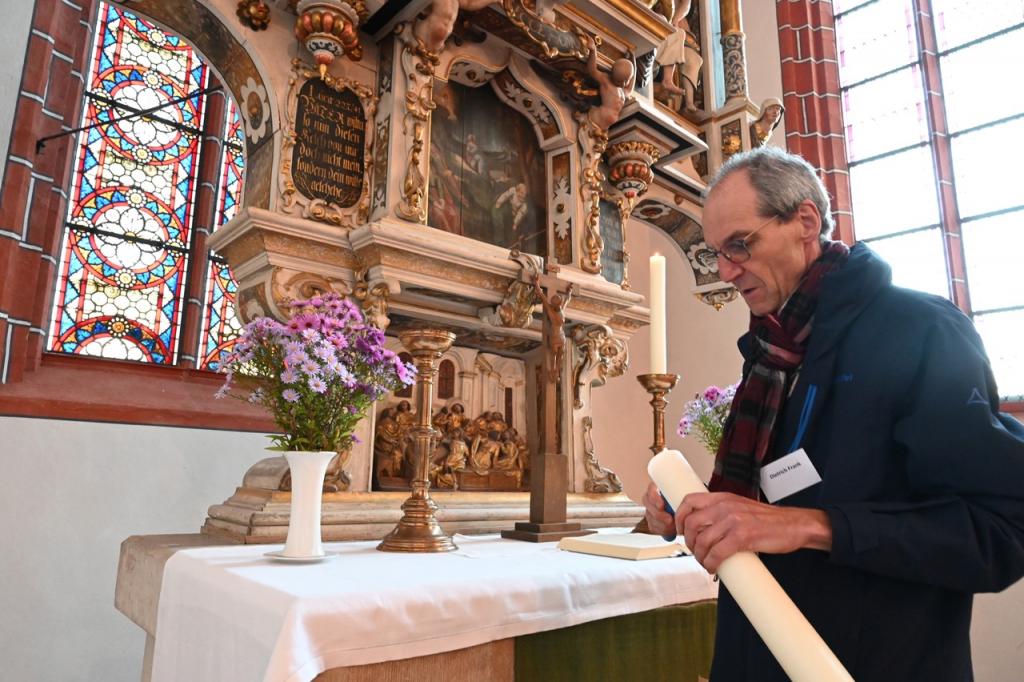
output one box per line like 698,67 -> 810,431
633,373 -> 679,534
636,373 -> 680,457
378,328 -> 458,553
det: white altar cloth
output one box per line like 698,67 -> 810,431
151,531 -> 716,682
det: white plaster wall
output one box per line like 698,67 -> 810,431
0,0 -> 35,188
0,416 -> 269,682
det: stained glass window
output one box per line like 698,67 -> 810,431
48,2 -> 244,371
199,101 -> 246,371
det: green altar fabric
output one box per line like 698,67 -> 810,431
515,600 -> 717,681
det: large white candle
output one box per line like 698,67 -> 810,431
649,254 -> 667,374
648,450 -> 854,682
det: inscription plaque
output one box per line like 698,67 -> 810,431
292,78 -> 366,208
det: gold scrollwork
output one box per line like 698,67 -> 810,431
279,59 -> 378,228
395,22 -> 438,223
575,112 -> 608,274
501,0 -> 590,60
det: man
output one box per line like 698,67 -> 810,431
643,147 -> 1024,681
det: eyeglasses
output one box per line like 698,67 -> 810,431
705,215 -> 779,264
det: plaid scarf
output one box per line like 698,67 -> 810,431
708,240 -> 850,499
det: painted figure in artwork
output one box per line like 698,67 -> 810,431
495,182 -> 529,232
656,0 -> 703,113
427,80 -> 546,253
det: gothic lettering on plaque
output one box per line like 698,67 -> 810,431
292,78 -> 366,208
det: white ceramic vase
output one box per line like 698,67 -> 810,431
282,450 -> 336,558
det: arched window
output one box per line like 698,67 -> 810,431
437,359 -> 455,399
46,2 -> 242,370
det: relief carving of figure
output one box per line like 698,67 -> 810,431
751,97 -> 785,146
583,35 -> 636,130
655,0 -> 703,113
374,407 -> 405,479
470,431 -> 502,473
375,403 -> 525,490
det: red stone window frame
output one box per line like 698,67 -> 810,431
0,0 -> 272,431
776,0 -> 1022,415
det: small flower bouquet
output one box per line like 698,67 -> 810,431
217,292 -> 415,452
677,382 -> 739,454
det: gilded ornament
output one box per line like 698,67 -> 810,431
236,0 -> 271,31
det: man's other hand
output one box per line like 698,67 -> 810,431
676,492 -> 833,573
642,482 -> 676,537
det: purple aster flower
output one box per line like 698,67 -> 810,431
281,368 -> 300,384
310,296 -> 324,308
301,328 -> 319,342
284,340 -> 304,355
282,388 -> 300,403
313,344 -> 334,361
703,386 -> 722,403
285,351 -> 308,367
308,376 -> 327,393
301,360 -> 320,375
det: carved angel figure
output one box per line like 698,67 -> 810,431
584,34 -> 636,130
655,0 -> 703,113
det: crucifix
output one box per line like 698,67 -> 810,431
502,262 -> 589,542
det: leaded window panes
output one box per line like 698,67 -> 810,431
48,2 -> 244,371
199,101 -> 245,371
836,0 -> 1024,400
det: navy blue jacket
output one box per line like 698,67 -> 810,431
710,244 -> 1024,682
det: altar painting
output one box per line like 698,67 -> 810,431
428,80 -> 546,256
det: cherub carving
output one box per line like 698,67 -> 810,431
413,0 -> 497,54
583,35 -> 636,130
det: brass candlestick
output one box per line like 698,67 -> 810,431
636,373 -> 680,456
634,373 -> 679,534
378,328 -> 458,553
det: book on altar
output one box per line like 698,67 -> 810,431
557,532 -> 688,560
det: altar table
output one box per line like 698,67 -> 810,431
126,531 -> 717,682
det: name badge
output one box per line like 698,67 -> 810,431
760,448 -> 821,503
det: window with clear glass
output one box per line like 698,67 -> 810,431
47,2 -> 243,370
836,0 -> 1024,400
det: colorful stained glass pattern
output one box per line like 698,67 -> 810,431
199,100 -> 246,371
199,258 -> 242,371
49,2 -> 209,364
217,101 -> 245,225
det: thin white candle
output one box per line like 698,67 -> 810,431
648,450 -> 854,682
649,254 -> 667,374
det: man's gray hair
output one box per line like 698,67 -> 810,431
705,146 -> 834,239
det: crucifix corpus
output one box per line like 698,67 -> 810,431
502,263 -> 589,542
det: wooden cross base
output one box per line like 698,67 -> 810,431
501,521 -> 589,543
